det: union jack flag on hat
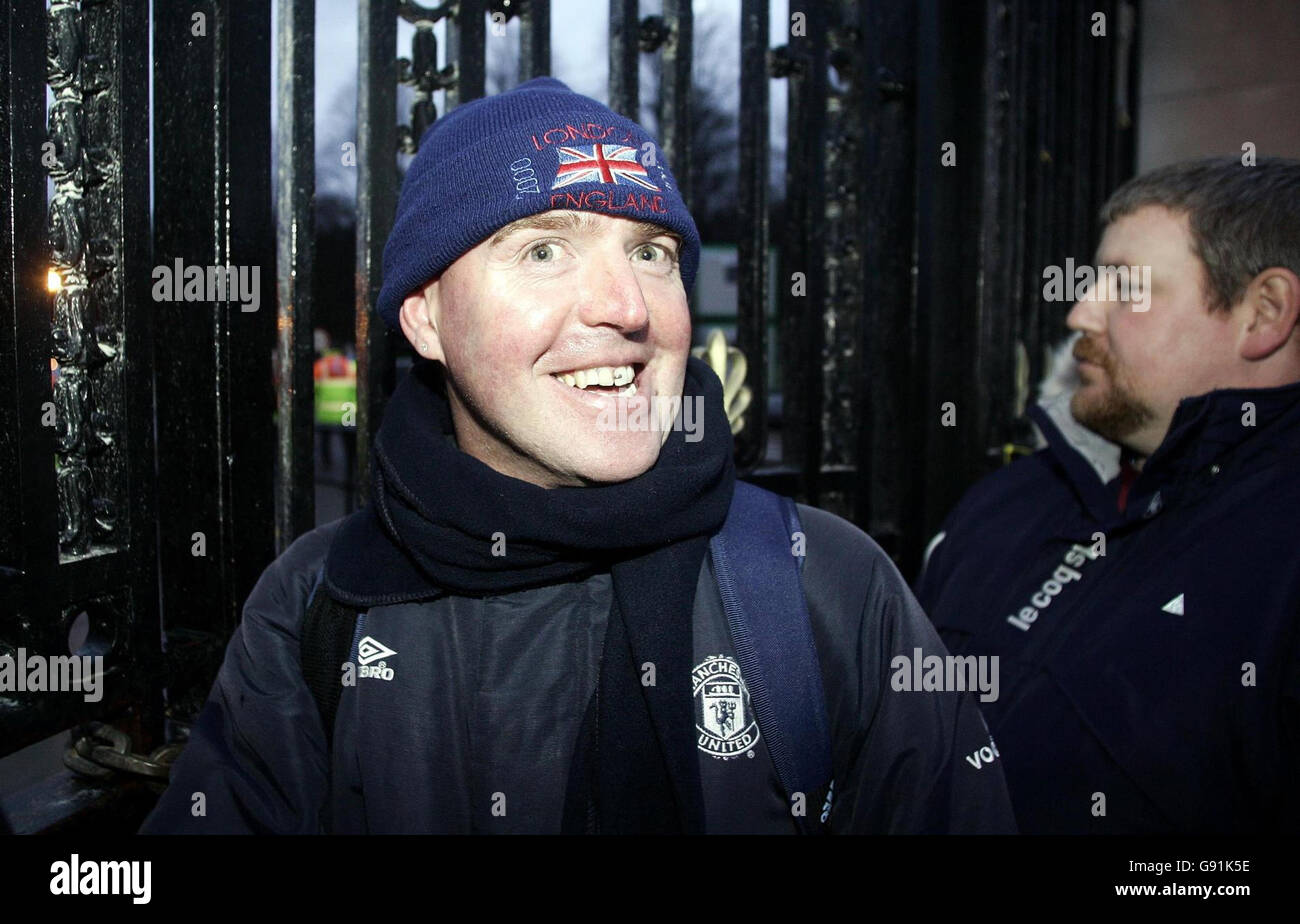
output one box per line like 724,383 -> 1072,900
552,144 -> 660,191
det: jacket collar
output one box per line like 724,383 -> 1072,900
1029,379 -> 1300,527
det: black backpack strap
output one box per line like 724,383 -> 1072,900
709,481 -> 835,834
299,568 -> 359,752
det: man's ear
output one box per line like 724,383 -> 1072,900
398,280 -> 446,363
1237,267 -> 1300,362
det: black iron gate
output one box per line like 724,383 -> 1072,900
2,0 -> 161,829
0,0 -> 1135,832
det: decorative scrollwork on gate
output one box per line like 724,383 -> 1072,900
46,0 -> 124,559
396,4 -> 457,155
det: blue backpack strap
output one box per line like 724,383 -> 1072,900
709,481 -> 834,832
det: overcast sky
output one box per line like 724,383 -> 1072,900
281,0 -> 790,203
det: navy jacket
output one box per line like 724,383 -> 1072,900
915,380 -> 1300,834
142,497 -> 1015,834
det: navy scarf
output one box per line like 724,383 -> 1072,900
324,357 -> 736,833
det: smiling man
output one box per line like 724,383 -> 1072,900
398,208 -> 692,485
916,157 -> 1300,834
141,77 -> 1013,835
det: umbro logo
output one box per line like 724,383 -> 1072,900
358,636 -> 396,665
357,636 -> 396,681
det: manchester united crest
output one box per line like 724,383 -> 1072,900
692,654 -> 760,759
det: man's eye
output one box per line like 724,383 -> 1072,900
528,242 -> 556,262
635,243 -> 675,263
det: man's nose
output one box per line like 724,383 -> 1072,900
1065,291 -> 1103,333
576,251 -> 650,331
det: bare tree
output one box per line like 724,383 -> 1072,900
642,11 -> 741,243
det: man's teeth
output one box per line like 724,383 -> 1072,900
554,364 -> 637,393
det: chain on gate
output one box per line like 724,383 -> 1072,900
63,722 -> 184,781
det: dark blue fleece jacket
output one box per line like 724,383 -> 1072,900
916,380 -> 1300,834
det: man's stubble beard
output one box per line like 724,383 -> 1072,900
1070,337 -> 1155,446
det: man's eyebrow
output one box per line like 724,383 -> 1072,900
628,221 -> 683,248
490,212 -> 589,245
488,214 -> 682,248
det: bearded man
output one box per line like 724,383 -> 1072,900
916,157 -> 1300,834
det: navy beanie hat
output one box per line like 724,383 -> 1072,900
376,76 -> 701,330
